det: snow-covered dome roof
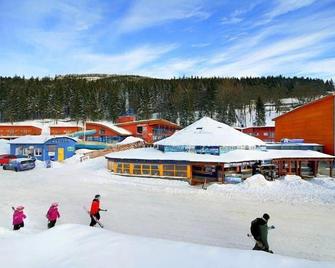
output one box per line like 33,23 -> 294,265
155,117 -> 265,147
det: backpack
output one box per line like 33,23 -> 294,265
250,218 -> 260,239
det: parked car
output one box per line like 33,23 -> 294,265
3,158 -> 36,172
0,154 -> 17,166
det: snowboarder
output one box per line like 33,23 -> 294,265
46,202 -> 60,229
89,194 -> 106,227
12,206 -> 26,231
250,213 -> 274,253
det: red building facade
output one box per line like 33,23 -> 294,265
240,126 -> 275,142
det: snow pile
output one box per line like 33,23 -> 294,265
243,174 -> 272,188
0,139 -> 10,154
0,224 -> 332,268
118,136 -> 144,145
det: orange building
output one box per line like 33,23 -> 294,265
85,122 -> 131,143
273,94 -> 334,155
50,126 -> 83,135
240,126 -> 275,142
0,125 -> 42,138
116,116 -> 180,143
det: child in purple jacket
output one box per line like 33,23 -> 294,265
46,202 -> 60,229
13,206 -> 26,230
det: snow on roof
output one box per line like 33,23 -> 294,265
87,121 -> 131,136
155,117 -> 265,147
117,136 -> 144,145
106,148 -> 334,163
9,135 -> 76,144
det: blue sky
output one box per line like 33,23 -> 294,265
0,0 -> 334,79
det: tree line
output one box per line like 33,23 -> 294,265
0,75 -> 333,127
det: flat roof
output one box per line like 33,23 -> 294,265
9,135 -> 77,144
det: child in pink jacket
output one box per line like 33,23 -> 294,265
13,206 -> 26,230
46,202 -> 60,229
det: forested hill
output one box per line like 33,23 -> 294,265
0,75 -> 333,126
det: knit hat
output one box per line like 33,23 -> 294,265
263,213 -> 270,220
95,194 -> 101,199
16,206 -> 24,211
51,202 -> 58,207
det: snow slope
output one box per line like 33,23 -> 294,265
0,224 -> 333,268
0,156 -> 334,263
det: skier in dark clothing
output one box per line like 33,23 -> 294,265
250,213 -> 274,253
89,194 -> 106,227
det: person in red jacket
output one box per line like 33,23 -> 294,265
89,194 -> 106,227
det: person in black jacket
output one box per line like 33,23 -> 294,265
250,213 -> 274,253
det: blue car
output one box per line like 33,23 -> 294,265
3,158 -> 36,172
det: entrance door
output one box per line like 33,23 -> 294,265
58,148 -> 64,161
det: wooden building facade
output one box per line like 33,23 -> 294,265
50,126 -> 83,135
0,125 -> 42,139
85,122 -> 131,144
274,94 -> 335,155
116,116 -> 180,143
106,154 -> 334,185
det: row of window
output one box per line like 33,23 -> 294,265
248,132 -> 275,137
110,162 -> 189,178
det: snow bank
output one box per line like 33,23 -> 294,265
208,174 -> 335,204
118,136 -> 144,145
0,224 -> 332,268
0,139 -> 10,154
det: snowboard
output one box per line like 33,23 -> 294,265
83,206 -> 104,228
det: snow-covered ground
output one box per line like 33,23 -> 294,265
0,153 -> 335,266
0,224 -> 333,268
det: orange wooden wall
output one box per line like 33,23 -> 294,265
50,126 -> 82,135
0,125 -> 42,136
274,95 -> 334,155
86,122 -> 124,137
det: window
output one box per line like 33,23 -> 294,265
264,132 -> 268,136
133,164 -> 142,175
142,164 -> 151,175
175,165 -> 187,177
123,163 -> 130,174
151,164 -> 160,175
163,164 -> 175,177
99,129 -> 105,135
48,145 -> 56,152
137,126 -> 143,134
34,148 -> 42,156
117,163 -> 123,173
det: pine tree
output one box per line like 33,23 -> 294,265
255,96 -> 266,126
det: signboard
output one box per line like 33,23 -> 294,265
48,152 -> 55,156
67,146 -> 75,152
195,146 -> 220,155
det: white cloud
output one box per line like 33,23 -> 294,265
118,0 -> 210,33
72,44 -> 178,74
266,0 -> 316,19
